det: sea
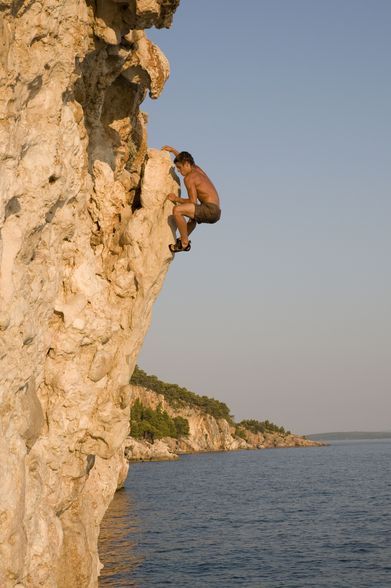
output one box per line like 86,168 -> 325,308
98,440 -> 391,587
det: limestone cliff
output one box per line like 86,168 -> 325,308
125,386 -> 323,461
0,1 -> 180,586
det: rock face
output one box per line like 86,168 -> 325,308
125,386 -> 323,461
0,1 -> 180,586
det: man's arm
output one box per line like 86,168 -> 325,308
161,145 -> 179,156
167,176 -> 197,205
167,193 -> 188,204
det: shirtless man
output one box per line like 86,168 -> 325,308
162,146 -> 221,253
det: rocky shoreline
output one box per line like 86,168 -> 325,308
124,385 -> 326,462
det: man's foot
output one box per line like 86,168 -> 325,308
169,239 -> 191,253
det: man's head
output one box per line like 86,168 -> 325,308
174,151 -> 195,176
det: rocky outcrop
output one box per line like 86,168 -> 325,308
126,437 -> 178,461
238,428 -> 323,449
0,1 -> 180,586
125,386 -> 323,461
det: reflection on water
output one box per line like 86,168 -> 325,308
98,486 -> 142,587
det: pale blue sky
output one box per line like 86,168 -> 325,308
138,0 -> 391,435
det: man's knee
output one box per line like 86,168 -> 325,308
173,203 -> 195,220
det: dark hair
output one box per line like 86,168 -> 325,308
174,151 -> 195,166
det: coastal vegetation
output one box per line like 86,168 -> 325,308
130,367 -> 289,438
130,399 -> 190,442
130,366 -> 233,422
237,419 -> 290,436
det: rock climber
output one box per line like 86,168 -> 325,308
162,146 -> 221,253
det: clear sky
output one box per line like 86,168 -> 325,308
138,0 -> 391,435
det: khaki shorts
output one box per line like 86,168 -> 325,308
194,202 -> 221,224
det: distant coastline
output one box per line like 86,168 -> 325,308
306,431 -> 391,441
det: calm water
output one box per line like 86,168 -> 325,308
99,441 -> 391,587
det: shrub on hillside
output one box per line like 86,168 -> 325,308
234,426 -> 248,440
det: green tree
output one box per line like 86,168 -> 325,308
239,419 -> 287,436
173,416 -> 190,437
130,399 -> 189,442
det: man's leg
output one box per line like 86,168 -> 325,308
173,203 -> 196,247
187,219 -> 197,236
